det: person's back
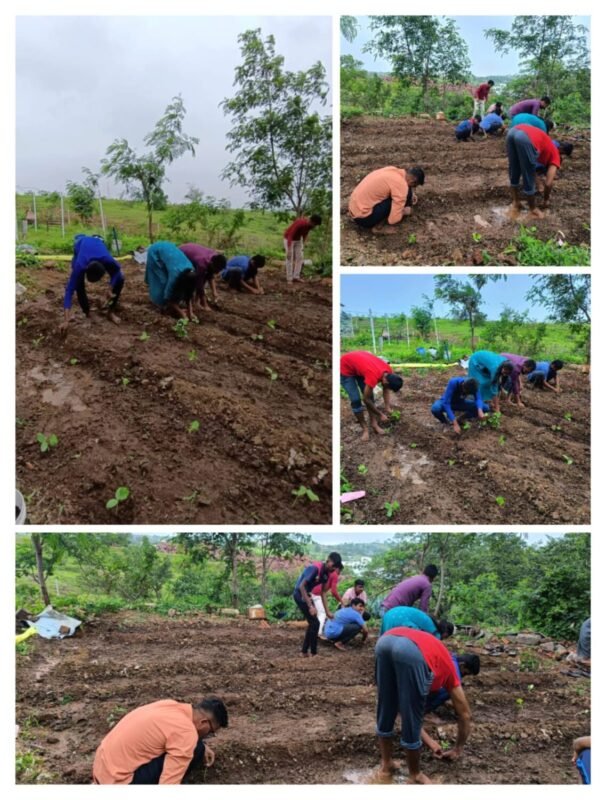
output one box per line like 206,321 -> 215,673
349,167 -> 407,219
382,573 -> 432,612
511,113 -> 547,132
380,605 -> 438,636
479,112 -> 503,131
325,605 -> 365,639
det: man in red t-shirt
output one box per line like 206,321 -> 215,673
375,628 -> 473,784
340,351 -> 403,441
506,124 -> 573,218
283,214 -> 322,284
472,79 -> 494,117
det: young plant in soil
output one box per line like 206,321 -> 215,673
139,331 -> 150,342
292,485 -> 320,504
340,470 -> 353,493
384,500 -> 400,519
487,412 -> 502,429
472,232 -> 483,243
188,420 -> 200,433
265,367 -> 279,393
188,349 -> 197,362
36,433 -> 58,453
562,454 -> 574,465
498,434 -> 506,446
173,319 -> 189,339
106,486 -> 130,511
266,319 -> 277,330
390,409 -> 401,422
563,412 -> 573,421
121,377 -> 130,388
495,495 -> 506,507
69,357 -> 79,365
357,464 -> 368,475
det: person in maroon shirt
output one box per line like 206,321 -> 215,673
472,79 -> 494,117
340,351 -> 403,441
283,214 -> 321,284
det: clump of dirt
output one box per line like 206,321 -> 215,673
15,612 -> 589,784
340,116 -> 590,266
341,366 -> 589,524
16,260 -> 332,524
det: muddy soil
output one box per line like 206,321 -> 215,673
341,366 -> 590,524
15,612 -> 589,784
16,260 -> 332,524
340,117 -> 591,266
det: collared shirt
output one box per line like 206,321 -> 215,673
474,83 -> 492,100
348,167 -> 410,225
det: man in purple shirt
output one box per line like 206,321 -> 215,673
500,353 -> 537,408
379,565 -> 438,618
178,243 -> 226,311
508,96 -> 551,119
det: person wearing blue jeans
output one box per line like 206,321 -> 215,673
431,377 -> 489,435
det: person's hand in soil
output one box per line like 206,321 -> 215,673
452,420 -> 462,435
378,412 -> 390,424
204,746 -> 216,767
440,748 -> 462,762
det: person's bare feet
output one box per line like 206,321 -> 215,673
529,208 -> 545,219
334,641 -> 347,651
372,226 -> 398,236
361,428 -> 370,442
507,204 -> 522,220
372,426 -> 387,436
108,311 -> 121,325
407,772 -> 432,784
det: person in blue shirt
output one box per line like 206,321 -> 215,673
431,377 -> 490,435
424,654 -> 480,716
511,113 -> 553,134
293,552 -> 343,657
324,598 -> 369,650
479,112 -> 505,136
526,359 -> 564,393
221,255 -> 266,295
380,606 -> 454,639
572,736 -> 591,785
145,241 -> 197,320
60,234 -> 124,335
455,115 -> 481,142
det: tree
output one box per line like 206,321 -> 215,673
102,95 -> 198,241
482,307 -> 547,356
254,533 -> 310,604
411,305 -> 432,339
526,275 -> 590,360
434,275 -> 501,350
365,16 -> 471,107
340,16 -> 360,43
221,29 -> 331,216
176,533 -> 254,607
66,180 -> 95,224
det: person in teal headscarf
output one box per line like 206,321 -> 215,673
145,241 -> 197,319
467,351 -> 514,413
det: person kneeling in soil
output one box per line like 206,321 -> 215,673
467,351 -> 515,414
380,605 -> 454,640
324,597 -> 370,651
221,255 -> 266,295
145,241 -> 197,320
455,115 -> 482,142
92,697 -> 228,785
431,376 -> 489,435
178,243 -> 226,312
292,552 -> 343,657
340,350 -> 403,441
60,234 -> 125,335
478,111 -> 505,137
375,627 -> 472,784
499,353 -> 537,409
283,214 -> 321,284
348,166 -> 425,235
526,359 -> 564,393
506,124 -> 571,218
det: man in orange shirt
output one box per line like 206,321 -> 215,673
348,166 -> 425,235
92,697 -> 228,784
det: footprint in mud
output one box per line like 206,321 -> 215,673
378,445 -> 433,485
29,365 -> 88,412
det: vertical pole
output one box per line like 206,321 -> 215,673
434,316 -> 440,346
369,309 -> 377,354
32,193 -> 37,230
60,194 -> 65,237
406,316 -> 410,348
386,317 -> 390,342
98,194 -> 106,234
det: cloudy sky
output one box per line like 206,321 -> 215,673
16,15 -> 332,204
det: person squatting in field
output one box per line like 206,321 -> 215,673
324,597 -> 370,651
478,110 -> 505,137
467,351 -> 515,414
431,376 -> 490,434
340,350 -> 403,441
311,563 -> 343,637
499,352 -> 537,408
145,241 -> 198,320
60,234 -> 125,336
455,115 -> 482,142
292,552 -> 343,657
178,243 -> 226,312
92,696 -> 228,785
375,627 -> 473,784
379,565 -> 439,618
283,214 -> 321,284
348,166 -> 425,235
525,359 -> 564,393
221,255 -> 266,295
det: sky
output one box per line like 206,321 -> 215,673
342,15 -> 591,77
15,16 -> 331,204
341,274 -> 553,321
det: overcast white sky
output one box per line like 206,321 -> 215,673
16,15 -> 332,204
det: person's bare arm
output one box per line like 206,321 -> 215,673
321,588 -> 334,619
363,385 -> 388,421
299,583 -> 316,616
421,728 -> 443,757
572,736 -> 591,763
543,164 -> 558,207
167,301 -> 188,319
60,308 -> 72,336
440,686 -> 472,760
210,276 -> 219,303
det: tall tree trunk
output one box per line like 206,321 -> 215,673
434,539 -> 448,616
230,535 -> 239,608
31,534 -> 51,606
147,203 -> 154,243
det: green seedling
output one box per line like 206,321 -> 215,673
139,331 -> 150,342
69,357 -> 79,366
481,250 -> 492,265
251,333 -> 264,342
563,412 -> 573,421
409,442 -> 417,449
551,424 -> 562,432
408,233 -> 417,245
267,319 -> 277,330
188,420 -> 200,433
384,500 -> 400,519
188,349 -> 197,362
341,507 -> 354,522
36,433 -> 58,453
515,698 -> 524,709
487,412 -> 502,429
182,489 -> 199,504
498,434 -> 506,446
32,335 -> 44,348
266,367 -> 278,382
16,417 -> 27,427
357,464 -> 368,475
107,705 -> 128,728
472,232 -> 483,243
292,485 -> 320,503
17,317 -> 28,327
340,470 -> 353,493
60,695 -> 73,705
390,409 -> 401,422
448,459 -> 456,466
527,684 -> 535,692
562,454 -> 574,465
106,486 -> 130,510
173,318 -> 189,339
462,422 -> 471,431
495,495 -> 506,507
121,377 -> 130,388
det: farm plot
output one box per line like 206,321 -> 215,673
340,117 -> 590,266
16,260 -> 332,524
15,612 -> 589,785
341,366 -> 590,525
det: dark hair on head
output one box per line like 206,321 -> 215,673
355,579 -> 365,587
196,696 -> 229,729
386,373 -> 403,392
423,564 -> 439,579
524,359 -> 537,372
351,597 -> 366,608
560,142 -> 574,157
552,359 -> 564,370
436,620 -> 455,639
541,96 -> 551,106
488,80 -> 495,86
173,269 -> 196,302
500,360 -> 514,375
86,261 -> 106,283
251,255 -> 266,269
328,551 -> 343,569
362,611 -> 371,622
209,254 -> 227,275
495,102 -> 503,109
310,214 -> 322,225
408,166 -> 425,186
473,115 -> 482,123
545,119 -> 555,132
458,654 -> 481,676
462,378 -> 479,395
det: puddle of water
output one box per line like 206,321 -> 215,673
382,445 -> 433,486
490,206 -> 515,226
343,768 -> 405,785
